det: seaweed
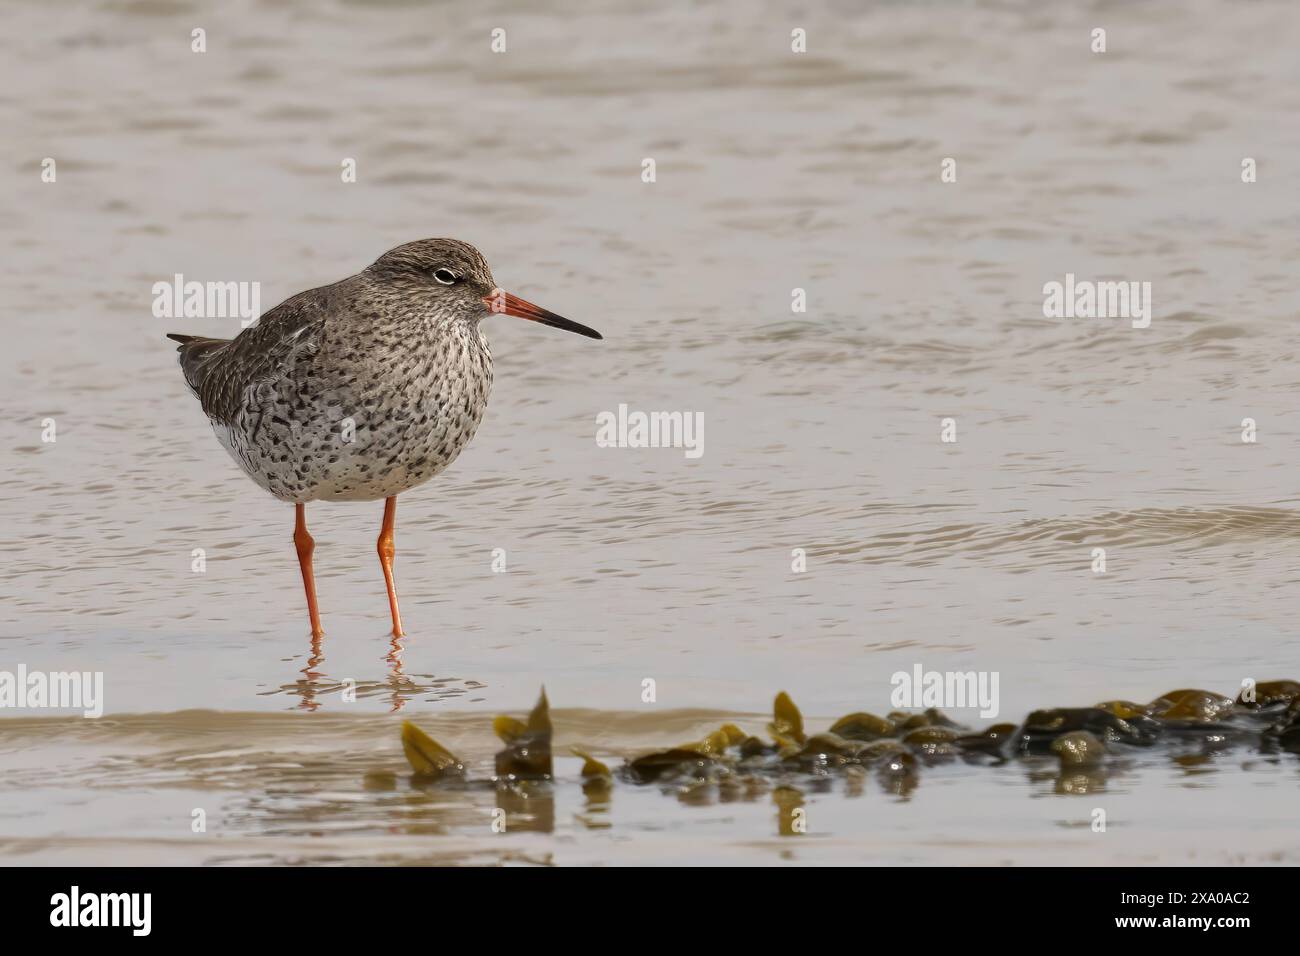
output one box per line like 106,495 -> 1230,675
393,679 -> 1300,798
493,688 -> 553,781
400,720 -> 465,780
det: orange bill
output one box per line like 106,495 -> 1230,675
484,289 -> 602,340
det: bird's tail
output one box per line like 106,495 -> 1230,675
166,333 -> 230,394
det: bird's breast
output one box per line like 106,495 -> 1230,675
332,326 -> 493,485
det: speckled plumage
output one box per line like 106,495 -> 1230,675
169,239 -> 498,503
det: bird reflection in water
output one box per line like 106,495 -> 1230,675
269,625 -> 471,711
284,631 -> 327,712
384,631 -> 419,714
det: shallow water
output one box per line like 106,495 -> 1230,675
2,0 -> 1300,864
2,704 -> 1297,866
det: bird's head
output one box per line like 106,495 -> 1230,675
367,238 -> 602,340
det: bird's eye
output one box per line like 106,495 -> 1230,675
431,268 -> 458,285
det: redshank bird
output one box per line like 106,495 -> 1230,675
167,238 -> 601,638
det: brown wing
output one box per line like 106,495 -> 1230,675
166,281 -> 340,424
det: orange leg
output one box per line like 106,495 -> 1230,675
378,495 -> 405,637
294,503 -> 324,638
